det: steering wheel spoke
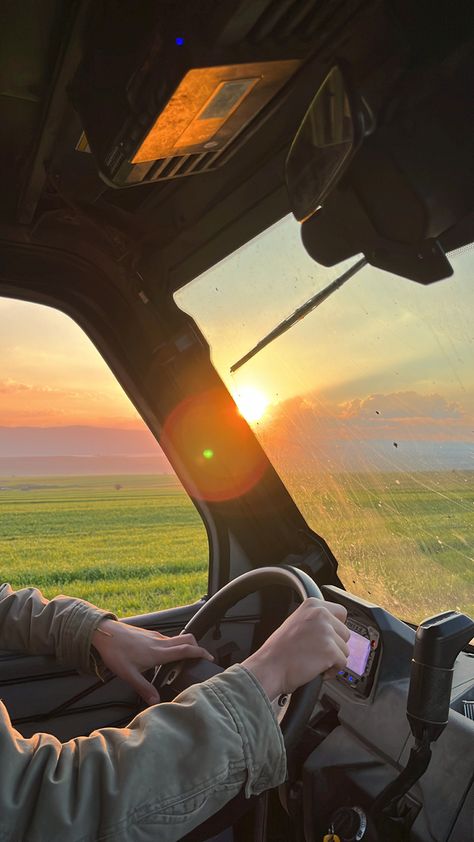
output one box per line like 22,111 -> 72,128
156,658 -> 224,702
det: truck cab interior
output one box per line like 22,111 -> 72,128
0,1 -> 473,840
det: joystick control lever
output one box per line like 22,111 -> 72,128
371,610 -> 474,833
407,610 -> 474,742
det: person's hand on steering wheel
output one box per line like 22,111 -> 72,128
93,588 -> 350,713
91,620 -> 214,705
243,599 -> 350,701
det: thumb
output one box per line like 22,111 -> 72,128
124,667 -> 160,706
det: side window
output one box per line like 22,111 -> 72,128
0,299 -> 208,616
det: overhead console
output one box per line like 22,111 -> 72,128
70,0 -> 334,189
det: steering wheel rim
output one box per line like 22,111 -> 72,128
156,565 -> 324,753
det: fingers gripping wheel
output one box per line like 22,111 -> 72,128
154,565 -> 324,753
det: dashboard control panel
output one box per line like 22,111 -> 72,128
337,616 -> 380,697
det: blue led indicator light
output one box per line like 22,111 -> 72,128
175,36 -> 185,46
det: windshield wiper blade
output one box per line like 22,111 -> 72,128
230,257 -> 367,373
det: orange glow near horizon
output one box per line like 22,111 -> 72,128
1,218 -> 473,445
0,377 -> 142,429
0,299 -> 143,429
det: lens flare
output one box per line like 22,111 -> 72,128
161,389 -> 268,502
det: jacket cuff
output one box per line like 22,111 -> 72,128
204,663 -> 287,797
57,600 -> 116,674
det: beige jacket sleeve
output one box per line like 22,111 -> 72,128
0,583 -> 116,672
0,585 -> 287,841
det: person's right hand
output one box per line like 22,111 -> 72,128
243,598 -> 350,702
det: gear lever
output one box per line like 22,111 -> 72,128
372,610 -> 474,827
407,610 -> 474,741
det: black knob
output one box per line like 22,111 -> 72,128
407,611 -> 474,741
330,805 -> 367,840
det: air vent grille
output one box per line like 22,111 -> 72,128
107,148 -> 223,187
463,700 -> 474,720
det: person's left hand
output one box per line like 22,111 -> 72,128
91,619 -> 213,706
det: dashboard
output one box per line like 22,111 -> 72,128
336,616 -> 380,697
299,585 -> 474,842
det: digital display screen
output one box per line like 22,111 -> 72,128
347,630 -> 371,676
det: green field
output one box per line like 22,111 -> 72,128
281,468 -> 474,621
0,472 -> 473,621
0,475 -> 208,616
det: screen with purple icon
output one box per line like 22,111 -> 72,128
347,630 -> 371,676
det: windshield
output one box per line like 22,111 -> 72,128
175,216 -> 474,623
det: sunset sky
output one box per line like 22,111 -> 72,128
0,297 -> 139,428
177,218 -> 472,402
1,215 -> 473,457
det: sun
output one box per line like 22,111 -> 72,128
234,386 -> 269,424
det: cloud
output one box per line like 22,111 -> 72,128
0,379 -> 31,394
0,378 -> 121,403
257,389 -> 473,474
0,378 -> 74,397
261,389 -> 472,450
340,391 -> 463,420
0,378 -> 139,428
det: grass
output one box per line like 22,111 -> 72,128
0,471 -> 472,622
0,475 -> 208,616
280,469 -> 474,621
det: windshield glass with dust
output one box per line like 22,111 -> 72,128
175,216 -> 474,623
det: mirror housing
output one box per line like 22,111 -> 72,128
285,64 -> 370,222
289,45 -> 473,284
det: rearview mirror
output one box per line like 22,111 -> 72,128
286,65 -> 369,222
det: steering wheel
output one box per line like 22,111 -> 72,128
154,565 -> 324,753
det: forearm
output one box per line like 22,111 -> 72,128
0,664 -> 286,842
0,583 -> 115,672
243,653 -> 283,701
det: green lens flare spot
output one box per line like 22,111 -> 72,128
202,448 -> 214,460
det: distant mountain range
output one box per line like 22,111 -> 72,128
0,423 -> 472,476
0,425 -> 161,456
265,438 -> 474,474
0,426 -> 172,475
